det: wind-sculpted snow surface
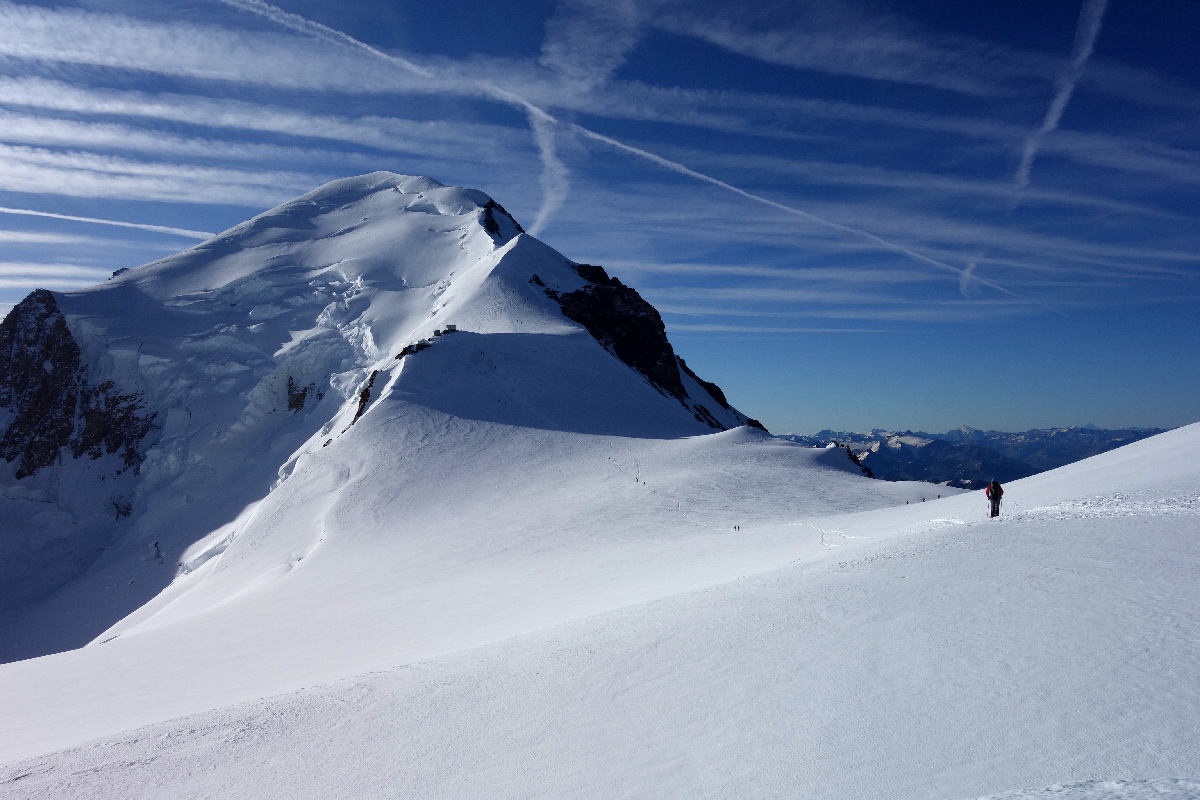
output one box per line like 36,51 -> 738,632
968,780 -> 1200,799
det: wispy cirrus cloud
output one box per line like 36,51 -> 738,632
665,147 -> 1184,218
653,299 -> 1043,324
0,229 -> 166,247
216,0 -> 433,78
652,4 -> 1040,98
570,125 -> 1017,295
0,143 -> 320,205
1,4 -> 1192,202
0,78 -> 524,161
0,207 -> 212,238
0,261 -> 112,290
207,0 -> 1001,293
540,0 -> 644,91
666,323 -> 887,334
526,114 -> 570,236
0,0 -> 1192,340
0,110 -> 374,166
0,1 -> 428,95
605,259 -> 940,284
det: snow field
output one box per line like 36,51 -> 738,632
2,424 -> 1198,798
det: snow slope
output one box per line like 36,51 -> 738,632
1,423 -> 1197,799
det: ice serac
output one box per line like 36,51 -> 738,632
0,171 -> 766,658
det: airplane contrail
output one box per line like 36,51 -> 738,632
1015,0 -> 1109,189
216,0 -> 433,78
572,126 -> 1017,296
0,206 -> 212,238
219,0 -> 1020,297
217,0 -> 568,233
526,114 -> 568,236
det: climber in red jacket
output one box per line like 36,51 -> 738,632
985,479 -> 1004,518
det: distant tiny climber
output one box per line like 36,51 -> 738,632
985,479 -> 1004,518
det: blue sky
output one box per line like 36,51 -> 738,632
0,0 -> 1197,434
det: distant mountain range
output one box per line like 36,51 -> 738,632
777,426 -> 1169,489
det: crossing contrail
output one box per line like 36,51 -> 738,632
219,0 -> 1019,297
217,0 -> 567,235
572,125 -> 1017,296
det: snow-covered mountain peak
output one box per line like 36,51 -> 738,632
106,171 -> 525,306
0,173 -> 763,643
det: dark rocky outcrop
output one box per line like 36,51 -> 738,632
72,380 -> 158,471
350,370 -> 380,425
835,441 -> 874,479
0,289 -> 157,480
286,377 -> 323,413
534,264 -> 766,433
395,340 -> 432,360
482,200 -> 525,240
543,264 -> 688,402
678,358 -> 730,410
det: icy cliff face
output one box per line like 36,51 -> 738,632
0,171 -> 760,637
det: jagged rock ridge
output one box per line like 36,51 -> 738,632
534,264 -> 766,433
0,290 -> 157,480
481,200 -> 524,239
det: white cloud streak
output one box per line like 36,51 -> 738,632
667,323 -> 886,334
0,143 -> 319,206
1015,0 -> 1109,189
0,6 -> 1190,191
654,8 -> 1030,98
0,262 -> 111,291
540,0 -> 643,90
0,230 -> 149,247
605,260 -> 938,284
216,0 -> 433,78
959,261 -> 978,297
526,115 -> 569,235
671,148 -> 1183,218
0,110 -> 366,166
0,78 -> 532,172
0,262 -> 111,279
0,1 -> 429,95
0,0 -> 1186,322
0,207 -> 211,239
